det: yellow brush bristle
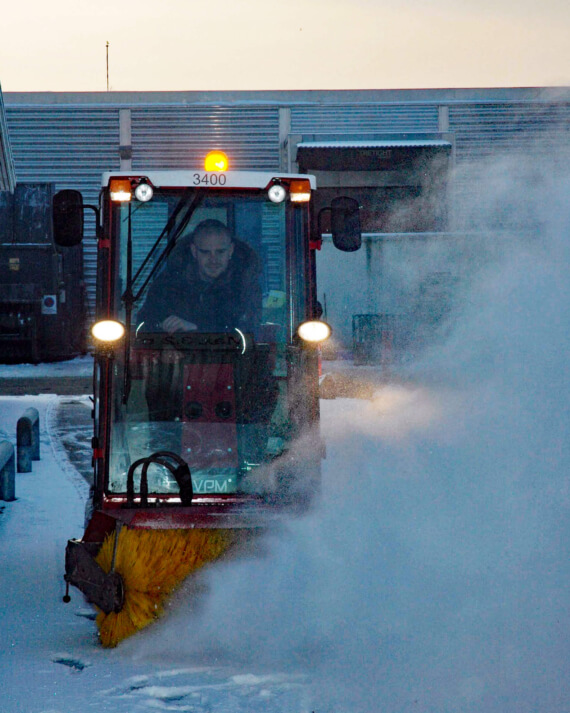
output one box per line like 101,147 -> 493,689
94,527 -> 234,648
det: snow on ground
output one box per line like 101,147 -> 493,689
0,356 -> 93,379
1,160 -> 570,712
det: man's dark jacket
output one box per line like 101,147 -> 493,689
137,239 -> 262,333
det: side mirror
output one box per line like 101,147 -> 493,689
53,190 -> 84,247
331,197 -> 362,252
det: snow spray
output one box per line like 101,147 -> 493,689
124,145 -> 570,713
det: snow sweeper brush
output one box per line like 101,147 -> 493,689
94,526 -> 235,647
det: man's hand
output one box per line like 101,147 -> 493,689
160,315 -> 198,333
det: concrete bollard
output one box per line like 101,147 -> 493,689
0,440 -> 16,501
17,407 -> 40,473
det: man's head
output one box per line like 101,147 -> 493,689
190,220 -> 234,281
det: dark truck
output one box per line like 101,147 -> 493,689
0,183 -> 86,362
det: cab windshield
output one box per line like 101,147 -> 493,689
105,188 -> 308,499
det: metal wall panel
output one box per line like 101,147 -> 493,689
291,103 -> 439,134
448,102 -> 570,228
131,105 -> 280,171
6,107 -> 120,185
449,102 -> 570,160
5,106 -> 120,308
0,87 -> 16,192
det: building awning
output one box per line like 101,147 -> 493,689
297,139 -> 452,149
296,137 -> 452,172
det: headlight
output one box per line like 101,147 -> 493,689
91,320 -> 125,343
297,320 -> 332,343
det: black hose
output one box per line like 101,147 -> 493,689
126,451 -> 193,506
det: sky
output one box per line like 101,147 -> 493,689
1,0 -> 570,92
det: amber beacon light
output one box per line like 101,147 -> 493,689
109,179 -> 132,202
289,179 -> 311,203
204,151 -> 229,171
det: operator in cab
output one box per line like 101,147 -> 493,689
137,219 -> 262,335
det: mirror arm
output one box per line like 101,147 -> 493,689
83,204 -> 103,239
317,207 -> 331,238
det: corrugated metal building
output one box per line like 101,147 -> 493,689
4,87 -> 570,356
0,84 -> 16,192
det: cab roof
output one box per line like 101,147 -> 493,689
101,170 -> 317,190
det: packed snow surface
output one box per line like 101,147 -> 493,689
1,158 -> 570,712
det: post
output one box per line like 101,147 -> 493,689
0,440 -> 16,501
17,407 -> 39,472
26,407 -> 40,460
278,107 -> 291,172
119,108 -> 133,171
380,320 -> 393,374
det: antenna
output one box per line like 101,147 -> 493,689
106,41 -> 110,91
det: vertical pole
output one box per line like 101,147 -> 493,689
106,41 -> 110,91
381,320 -> 393,375
278,107 -> 291,172
119,108 -> 133,171
438,104 -> 450,133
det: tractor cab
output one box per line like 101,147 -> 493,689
54,159 -> 340,530
98,170 -> 323,520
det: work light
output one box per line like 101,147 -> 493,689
268,184 -> 287,203
297,320 -> 332,343
91,320 -> 125,343
134,182 -> 153,202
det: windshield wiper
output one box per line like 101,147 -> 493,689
132,190 -> 202,304
121,190 -> 203,403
